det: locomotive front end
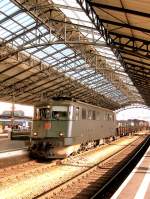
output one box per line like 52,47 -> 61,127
30,103 -> 71,158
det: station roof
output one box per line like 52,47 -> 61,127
0,0 -> 149,110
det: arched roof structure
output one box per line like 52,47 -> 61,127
0,0 -> 149,110
116,103 -> 150,113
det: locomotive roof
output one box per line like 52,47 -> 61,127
36,100 -> 113,112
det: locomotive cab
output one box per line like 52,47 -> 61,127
30,102 -> 74,158
32,105 -> 70,138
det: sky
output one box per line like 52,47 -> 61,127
116,108 -> 150,122
0,101 -> 150,122
0,101 -> 33,117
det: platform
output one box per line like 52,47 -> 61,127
111,146 -> 150,199
0,138 -> 29,152
0,149 -> 28,159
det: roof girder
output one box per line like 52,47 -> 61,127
89,2 -> 150,18
98,18 -> 150,34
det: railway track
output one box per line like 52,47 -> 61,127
0,159 -> 60,186
0,135 -> 148,199
34,135 -> 149,199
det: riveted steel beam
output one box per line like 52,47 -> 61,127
122,57 -> 150,67
89,2 -> 150,18
98,18 -> 150,34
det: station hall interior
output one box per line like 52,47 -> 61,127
0,0 -> 150,199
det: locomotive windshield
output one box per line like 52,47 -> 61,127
35,107 -> 51,120
34,106 -> 69,120
52,106 -> 68,120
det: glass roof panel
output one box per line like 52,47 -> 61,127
61,48 -> 74,56
43,56 -> 55,62
52,44 -> 66,50
1,19 -> 14,27
26,47 -> 38,53
12,12 -> 34,24
33,51 -> 47,59
52,52 -> 66,59
0,12 -> 6,21
0,0 -> 19,15
52,0 -> 81,8
42,46 -> 57,54
0,26 -> 9,36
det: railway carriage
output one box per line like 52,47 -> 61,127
30,99 -> 116,158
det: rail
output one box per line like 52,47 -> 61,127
33,136 -> 149,199
90,135 -> 150,199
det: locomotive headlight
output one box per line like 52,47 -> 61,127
33,132 -> 38,136
59,132 -> 64,137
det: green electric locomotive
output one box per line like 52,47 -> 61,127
30,99 -> 116,158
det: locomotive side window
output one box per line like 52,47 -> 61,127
52,106 -> 68,120
82,108 -> 86,120
75,107 -> 79,120
35,108 -> 51,120
88,110 -> 92,120
96,111 -> 100,120
109,114 -> 113,121
104,113 -> 107,120
92,111 -> 96,120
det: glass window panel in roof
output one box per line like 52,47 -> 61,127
52,0 -> 81,8
43,56 -> 54,62
71,73 -> 81,78
0,27 -> 11,38
25,22 -> 36,30
41,34 -> 56,43
38,26 -> 49,34
0,1 -> 19,16
69,18 -> 93,28
0,12 -> 6,21
1,20 -> 22,33
52,44 -> 66,50
52,52 -> 66,59
26,47 -> 38,53
53,0 -> 93,27
13,12 -> 34,25
61,48 -> 74,56
33,51 -> 47,59
13,38 -> 24,45
3,23 -> 35,41
81,30 -> 103,41
100,47 -> 114,55
0,0 -> 10,7
40,35 -> 51,43
25,32 -> 36,40
68,62 -> 79,68
1,19 -> 14,27
77,59 -> 85,64
57,64 -> 70,71
8,23 -> 23,33
69,59 -> 84,67
42,46 -> 57,54
79,70 -> 90,76
19,17 -> 34,28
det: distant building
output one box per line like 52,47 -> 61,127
2,110 -> 24,117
